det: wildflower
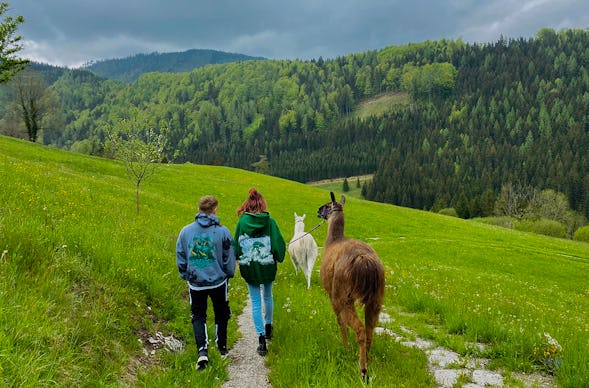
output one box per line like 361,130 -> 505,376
532,332 -> 562,374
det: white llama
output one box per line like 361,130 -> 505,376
288,212 -> 319,289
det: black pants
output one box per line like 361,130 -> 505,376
189,281 -> 231,353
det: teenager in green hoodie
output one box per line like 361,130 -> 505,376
234,188 -> 286,356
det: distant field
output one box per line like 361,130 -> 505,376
307,174 -> 373,199
353,91 -> 410,119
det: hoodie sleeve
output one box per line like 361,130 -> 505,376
270,218 -> 286,263
222,227 -> 236,278
233,218 -> 243,261
176,230 -> 188,280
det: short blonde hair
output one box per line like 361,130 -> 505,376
198,195 -> 218,214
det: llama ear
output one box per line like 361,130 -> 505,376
302,214 -> 306,220
330,192 -> 336,202
294,212 -> 298,218
340,195 -> 346,206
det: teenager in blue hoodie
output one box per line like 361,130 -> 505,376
176,195 -> 236,370
234,188 -> 286,356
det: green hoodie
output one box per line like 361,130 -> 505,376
234,212 -> 286,285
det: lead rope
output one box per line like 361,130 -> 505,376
287,219 -> 325,246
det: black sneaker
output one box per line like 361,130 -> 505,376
219,346 -> 228,357
257,335 -> 267,356
265,323 -> 273,340
196,353 -> 209,370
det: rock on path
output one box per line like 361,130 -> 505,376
376,313 -> 555,388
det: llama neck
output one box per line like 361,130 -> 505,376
326,211 -> 345,246
294,221 -> 305,234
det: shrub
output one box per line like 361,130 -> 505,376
515,218 -> 566,239
438,208 -> 458,217
573,225 -> 589,243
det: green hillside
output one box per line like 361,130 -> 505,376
1,135 -> 588,386
4,30 -> 589,222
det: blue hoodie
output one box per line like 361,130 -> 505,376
176,213 -> 236,289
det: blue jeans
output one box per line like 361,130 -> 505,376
247,282 -> 273,336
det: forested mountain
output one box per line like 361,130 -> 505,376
83,49 -> 266,83
2,28 -> 589,221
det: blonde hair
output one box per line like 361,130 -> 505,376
236,188 -> 267,216
198,195 -> 218,214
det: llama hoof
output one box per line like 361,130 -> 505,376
361,372 -> 369,383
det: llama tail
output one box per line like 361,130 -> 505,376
350,254 -> 385,305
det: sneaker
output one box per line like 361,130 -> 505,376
257,335 -> 267,356
265,323 -> 273,340
196,353 -> 209,370
219,346 -> 228,357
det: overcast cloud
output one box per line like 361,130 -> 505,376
6,0 -> 589,68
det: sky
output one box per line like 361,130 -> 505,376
6,0 -> 589,68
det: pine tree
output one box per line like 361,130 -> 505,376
342,178 -> 350,192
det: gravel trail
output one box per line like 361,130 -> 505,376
222,297 -> 271,388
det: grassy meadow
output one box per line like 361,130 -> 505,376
1,134 -> 589,387
352,92 -> 410,120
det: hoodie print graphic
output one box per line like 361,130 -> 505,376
238,234 -> 274,266
189,233 -> 216,268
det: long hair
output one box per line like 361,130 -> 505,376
237,188 -> 267,216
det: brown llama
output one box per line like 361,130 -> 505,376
317,192 -> 385,380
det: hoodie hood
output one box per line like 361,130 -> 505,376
238,212 -> 270,236
195,212 -> 220,228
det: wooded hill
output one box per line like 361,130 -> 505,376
84,49 -> 266,83
2,27 -> 589,220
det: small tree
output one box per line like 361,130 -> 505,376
0,2 -> 29,84
251,154 -> 270,174
10,69 -> 58,142
494,182 -> 537,220
342,178 -> 350,192
106,118 -> 167,214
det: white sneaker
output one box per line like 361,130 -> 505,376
196,354 -> 209,370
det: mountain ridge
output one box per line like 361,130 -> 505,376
82,48 -> 266,83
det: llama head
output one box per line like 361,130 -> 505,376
294,212 -> 306,223
317,192 -> 346,220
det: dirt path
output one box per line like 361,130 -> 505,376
222,297 -> 271,388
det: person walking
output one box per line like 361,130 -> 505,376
234,188 -> 286,356
176,195 -> 236,370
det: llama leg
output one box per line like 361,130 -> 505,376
290,253 -> 299,275
331,302 -> 350,347
305,255 -> 313,289
303,256 -> 310,289
339,305 -> 368,378
364,301 -> 381,353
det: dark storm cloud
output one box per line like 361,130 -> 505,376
6,0 -> 589,68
